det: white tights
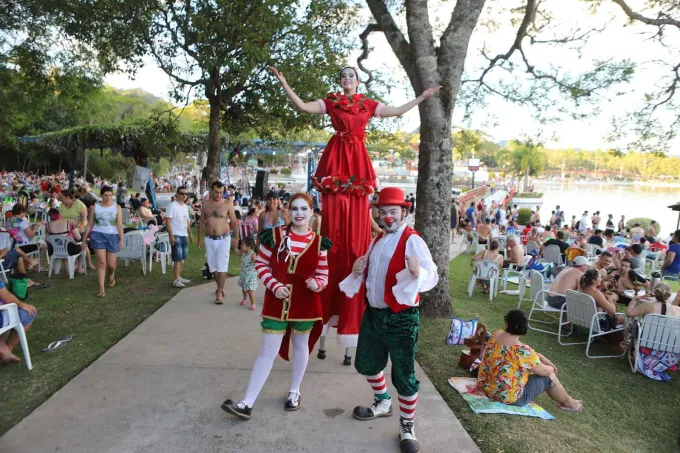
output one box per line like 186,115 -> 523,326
241,332 -> 310,407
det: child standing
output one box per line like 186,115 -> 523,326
234,237 -> 258,311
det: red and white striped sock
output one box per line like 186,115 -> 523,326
366,372 -> 390,400
398,393 -> 418,419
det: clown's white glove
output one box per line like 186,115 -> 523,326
275,286 -> 291,300
352,257 -> 367,276
405,255 -> 420,278
305,278 -> 322,292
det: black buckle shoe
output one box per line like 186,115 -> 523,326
284,392 -> 302,411
317,349 -> 327,360
343,355 -> 352,366
221,399 -> 252,420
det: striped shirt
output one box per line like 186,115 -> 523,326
255,230 -> 329,294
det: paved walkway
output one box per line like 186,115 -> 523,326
484,189 -> 508,207
1,277 -> 479,452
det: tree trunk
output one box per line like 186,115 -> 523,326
206,94 -> 221,184
523,164 -> 530,192
416,105 -> 453,318
84,149 -> 89,182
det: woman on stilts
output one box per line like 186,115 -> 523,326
269,65 -> 440,364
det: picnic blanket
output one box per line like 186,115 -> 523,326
448,376 -> 555,420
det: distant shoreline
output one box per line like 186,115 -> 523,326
534,179 -> 680,189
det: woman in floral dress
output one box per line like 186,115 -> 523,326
477,309 -> 582,411
269,65 -> 440,353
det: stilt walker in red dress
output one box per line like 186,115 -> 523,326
269,65 -> 440,364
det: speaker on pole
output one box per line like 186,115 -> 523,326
255,170 -> 269,200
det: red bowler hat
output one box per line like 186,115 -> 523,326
371,187 -> 412,208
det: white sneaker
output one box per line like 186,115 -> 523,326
399,419 -> 421,453
173,279 -> 185,288
178,277 -> 191,284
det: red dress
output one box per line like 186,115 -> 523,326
312,92 -> 384,347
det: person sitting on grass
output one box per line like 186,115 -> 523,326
0,276 -> 37,365
477,309 -> 582,412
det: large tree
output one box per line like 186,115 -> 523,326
358,0 -> 678,316
56,0 -> 356,183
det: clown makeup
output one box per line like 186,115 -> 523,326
290,197 -> 312,231
340,67 -> 359,93
378,205 -> 405,233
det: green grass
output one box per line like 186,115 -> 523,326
0,228 -> 240,435
417,254 -> 680,453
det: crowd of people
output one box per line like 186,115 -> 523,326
463,196 -> 680,412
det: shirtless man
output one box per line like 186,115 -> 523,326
476,218 -> 492,244
502,235 -> 525,268
545,256 -> 590,310
198,181 -> 239,304
594,251 -> 614,279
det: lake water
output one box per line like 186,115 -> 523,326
533,181 -> 680,235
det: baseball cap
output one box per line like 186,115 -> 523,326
573,256 -> 589,266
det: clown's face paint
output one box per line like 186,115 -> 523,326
340,68 -> 359,92
290,198 -> 312,228
378,205 -> 405,233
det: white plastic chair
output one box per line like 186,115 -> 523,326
502,255 -> 531,291
474,234 -> 489,255
542,244 -> 563,266
496,236 -> 507,258
0,303 -> 32,370
558,290 -> 626,358
1,202 -> 15,218
517,270 -> 564,335
149,232 -> 171,274
121,207 -> 131,224
28,224 -> 47,272
118,232 -> 147,275
628,313 -> 680,374
586,244 -> 603,258
465,231 -> 477,255
46,235 -> 85,279
0,232 -> 13,284
525,241 -> 540,254
468,260 -> 500,301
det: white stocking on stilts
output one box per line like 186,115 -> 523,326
343,347 -> 354,366
241,333 -> 284,407
285,332 -> 310,411
317,335 -> 327,360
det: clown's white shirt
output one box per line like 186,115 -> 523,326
339,223 -> 439,309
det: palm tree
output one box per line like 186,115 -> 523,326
507,139 -> 546,192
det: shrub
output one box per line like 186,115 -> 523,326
626,218 -> 660,235
517,208 -> 532,225
269,169 -> 278,174
280,167 -> 292,175
514,192 -> 543,198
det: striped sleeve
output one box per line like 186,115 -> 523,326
255,243 -> 284,294
313,249 -> 329,289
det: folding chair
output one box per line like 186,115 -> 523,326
628,313 -> 680,374
0,303 -> 32,370
517,270 -> 564,335
586,244 -> 603,258
525,241 -> 540,254
468,260 -> 500,301
558,290 -> 626,358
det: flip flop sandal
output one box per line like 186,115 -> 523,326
239,299 -> 247,306
29,282 -> 52,289
109,277 -> 116,288
557,402 -> 583,413
97,292 -> 106,298
55,335 -> 73,343
43,340 -> 70,353
215,298 -> 224,305
249,305 -> 257,311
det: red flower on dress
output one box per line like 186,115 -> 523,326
326,92 -> 368,113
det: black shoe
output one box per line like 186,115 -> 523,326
343,355 -> 352,366
221,399 -> 252,420
284,392 -> 302,411
317,349 -> 327,360
399,419 -> 421,453
352,397 -> 393,420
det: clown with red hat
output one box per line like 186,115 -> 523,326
339,187 -> 438,453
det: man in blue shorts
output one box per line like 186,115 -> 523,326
165,187 -> 194,288
0,277 -> 37,364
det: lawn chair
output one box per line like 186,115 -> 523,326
496,236 -> 507,259
586,244 -> 603,258
468,260 -> 500,301
475,234 -> 490,255
542,244 -> 563,266
118,232 -> 147,275
558,290 -> 626,358
466,231 -> 478,255
0,232 -> 13,284
149,232 -> 171,274
121,207 -> 131,224
517,270 -> 564,335
28,224 -> 46,272
502,255 -> 531,291
45,235 -> 86,280
1,202 -> 14,218
628,313 -> 680,374
525,241 -> 540,254
0,303 -> 32,370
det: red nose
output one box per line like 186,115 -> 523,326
385,216 -> 395,225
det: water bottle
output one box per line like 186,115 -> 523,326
649,271 -> 661,294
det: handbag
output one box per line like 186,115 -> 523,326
446,317 -> 478,345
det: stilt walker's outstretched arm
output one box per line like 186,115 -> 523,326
376,86 -> 442,118
270,66 -> 324,115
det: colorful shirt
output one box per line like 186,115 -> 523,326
477,330 -> 540,404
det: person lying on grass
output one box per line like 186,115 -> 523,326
0,277 -> 37,365
477,309 -> 582,412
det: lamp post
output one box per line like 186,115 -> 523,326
468,158 -> 480,189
